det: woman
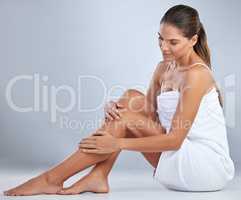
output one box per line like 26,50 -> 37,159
4,4 -> 235,195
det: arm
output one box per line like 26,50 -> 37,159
118,134 -> 179,152
145,61 -> 166,121
80,65 -> 213,154
117,67 -> 212,152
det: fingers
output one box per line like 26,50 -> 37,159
105,112 -> 114,121
108,108 -> 121,120
112,107 -> 122,119
79,143 -> 96,149
78,137 -> 95,146
79,132 -> 106,143
83,134 -> 95,138
116,102 -> 124,108
81,137 -> 97,142
78,138 -> 96,149
104,101 -> 123,121
92,131 -> 106,136
104,102 -> 114,121
81,149 -> 101,154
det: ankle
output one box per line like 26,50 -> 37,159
44,172 -> 63,186
89,171 -> 108,180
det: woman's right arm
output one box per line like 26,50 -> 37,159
145,61 -> 166,122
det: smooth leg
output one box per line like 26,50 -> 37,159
4,89 -> 166,196
58,89 -> 166,195
3,120 -> 127,196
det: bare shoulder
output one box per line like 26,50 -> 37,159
152,61 -> 169,84
181,64 -> 215,94
156,60 -> 169,73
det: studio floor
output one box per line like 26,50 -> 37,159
0,167 -> 240,200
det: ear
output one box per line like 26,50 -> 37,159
190,34 -> 198,47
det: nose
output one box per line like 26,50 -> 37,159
159,40 -> 169,52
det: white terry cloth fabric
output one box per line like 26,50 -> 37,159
153,62 -> 235,191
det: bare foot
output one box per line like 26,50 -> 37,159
57,173 -> 109,195
3,173 -> 63,196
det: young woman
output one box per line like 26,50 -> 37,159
4,4 -> 234,195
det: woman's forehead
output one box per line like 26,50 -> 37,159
159,23 -> 184,40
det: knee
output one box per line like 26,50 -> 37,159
117,89 -> 145,113
123,89 -> 144,98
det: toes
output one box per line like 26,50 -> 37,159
57,189 -> 72,195
56,189 -> 65,194
4,188 -> 18,195
4,191 -> 14,196
58,187 -> 81,195
4,190 -> 14,196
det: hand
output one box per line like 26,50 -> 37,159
104,101 -> 124,121
78,131 -> 121,154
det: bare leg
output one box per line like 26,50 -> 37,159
4,89 -> 164,196
58,89 -> 165,195
58,126 -> 164,195
3,120 -> 126,196
57,151 -> 121,194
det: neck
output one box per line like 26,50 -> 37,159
175,50 -> 200,67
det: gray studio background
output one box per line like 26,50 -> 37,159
0,0 -> 240,171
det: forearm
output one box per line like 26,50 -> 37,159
118,134 -> 180,152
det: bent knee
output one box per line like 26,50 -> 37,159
117,89 -> 146,113
123,89 -> 145,98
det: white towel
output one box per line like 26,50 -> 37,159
153,87 -> 235,191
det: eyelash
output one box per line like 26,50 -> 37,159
158,38 -> 178,46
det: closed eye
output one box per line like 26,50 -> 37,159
157,33 -> 180,44
170,42 -> 178,45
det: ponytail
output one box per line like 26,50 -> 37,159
196,24 -> 224,108
194,23 -> 211,69
161,5 -> 224,108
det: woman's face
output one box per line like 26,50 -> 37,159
158,23 -> 197,62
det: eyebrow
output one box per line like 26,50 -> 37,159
158,32 -> 180,41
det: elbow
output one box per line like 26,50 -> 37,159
173,142 -> 182,150
170,136 -> 183,150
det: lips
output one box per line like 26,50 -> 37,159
163,52 -> 171,55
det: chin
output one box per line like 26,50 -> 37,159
163,57 -> 174,62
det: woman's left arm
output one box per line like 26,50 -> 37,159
80,68 -> 212,154
119,68 -> 212,152
80,131 -> 179,154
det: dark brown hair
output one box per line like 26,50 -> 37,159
160,5 -> 224,107
160,4 -> 211,68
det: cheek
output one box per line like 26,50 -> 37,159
171,44 -> 189,58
